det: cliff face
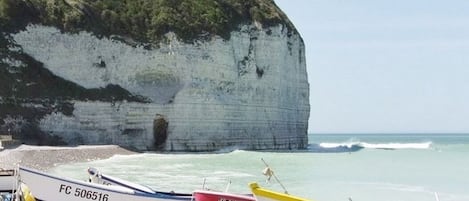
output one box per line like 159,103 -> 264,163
0,0 -> 309,151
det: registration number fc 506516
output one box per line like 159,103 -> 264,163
59,184 -> 109,201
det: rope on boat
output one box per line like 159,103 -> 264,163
261,158 -> 288,194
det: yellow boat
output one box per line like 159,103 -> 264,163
248,183 -> 311,201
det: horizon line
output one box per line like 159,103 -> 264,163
308,132 -> 469,135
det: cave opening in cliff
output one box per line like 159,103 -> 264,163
153,114 -> 168,150
256,66 -> 264,78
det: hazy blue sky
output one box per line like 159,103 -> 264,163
275,0 -> 469,133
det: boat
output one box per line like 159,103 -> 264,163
248,183 -> 311,201
249,159 -> 312,201
0,169 -> 15,192
18,182 -> 37,201
17,166 -> 192,201
0,169 -> 16,201
192,190 -> 255,201
87,167 -> 255,201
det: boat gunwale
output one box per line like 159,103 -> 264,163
248,183 -> 310,201
88,167 -> 192,197
192,190 -> 255,200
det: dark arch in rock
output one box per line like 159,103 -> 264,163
153,114 -> 168,150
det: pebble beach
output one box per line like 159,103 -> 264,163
0,145 -> 136,171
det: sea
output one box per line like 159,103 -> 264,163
52,133 -> 469,201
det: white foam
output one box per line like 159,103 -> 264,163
359,142 -> 432,149
319,141 -> 432,150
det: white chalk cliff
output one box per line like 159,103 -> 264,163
10,23 -> 309,151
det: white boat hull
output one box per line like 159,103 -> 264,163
18,166 -> 190,201
0,176 -> 15,192
0,169 -> 15,192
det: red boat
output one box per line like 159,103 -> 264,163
192,190 -> 255,201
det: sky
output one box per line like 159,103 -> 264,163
274,0 -> 469,134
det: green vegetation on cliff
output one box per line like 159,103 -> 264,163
0,0 -> 294,44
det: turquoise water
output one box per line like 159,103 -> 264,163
53,134 -> 469,201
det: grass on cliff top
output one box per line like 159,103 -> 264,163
0,0 -> 295,44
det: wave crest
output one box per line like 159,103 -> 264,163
319,141 -> 432,150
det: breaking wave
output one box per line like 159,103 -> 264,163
308,143 -> 364,153
319,141 -> 432,150
307,141 -> 432,153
